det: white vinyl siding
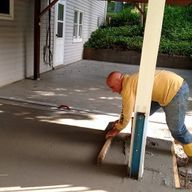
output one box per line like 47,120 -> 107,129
63,0 -> 107,65
0,0 -> 106,87
0,0 -> 33,87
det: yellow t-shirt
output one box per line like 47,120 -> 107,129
115,70 -> 184,131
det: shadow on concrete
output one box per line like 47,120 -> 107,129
0,103 -> 129,190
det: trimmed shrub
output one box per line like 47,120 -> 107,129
162,6 -> 192,41
84,25 -> 143,50
84,5 -> 192,57
160,38 -> 192,56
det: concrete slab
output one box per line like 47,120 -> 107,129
0,60 -> 191,191
0,103 -> 178,191
0,60 -> 191,140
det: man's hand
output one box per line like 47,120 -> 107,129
105,128 -> 120,139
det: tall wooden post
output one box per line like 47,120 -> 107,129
128,0 -> 166,179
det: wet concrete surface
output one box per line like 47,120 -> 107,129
0,60 -> 191,191
0,103 -> 179,192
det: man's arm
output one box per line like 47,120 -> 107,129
106,93 -> 135,138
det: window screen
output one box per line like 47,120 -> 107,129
73,10 -> 83,40
0,0 -> 14,20
0,0 -> 10,14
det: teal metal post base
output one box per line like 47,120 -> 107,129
129,112 -> 145,179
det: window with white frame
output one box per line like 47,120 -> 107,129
0,0 -> 14,20
73,10 -> 83,42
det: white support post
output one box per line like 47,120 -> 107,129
128,0 -> 166,179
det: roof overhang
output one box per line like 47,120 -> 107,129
113,0 -> 192,6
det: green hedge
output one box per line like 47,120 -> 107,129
84,25 -> 143,50
160,38 -> 192,56
162,6 -> 192,41
84,6 -> 192,57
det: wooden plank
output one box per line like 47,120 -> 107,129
97,122 -> 114,164
97,118 -> 133,164
97,137 -> 113,164
40,0 -> 59,18
171,143 -> 181,188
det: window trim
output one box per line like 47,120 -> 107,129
0,0 -> 14,20
73,9 -> 83,43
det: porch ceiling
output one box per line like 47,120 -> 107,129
113,0 -> 192,6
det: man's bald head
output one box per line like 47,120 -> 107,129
106,71 -> 123,94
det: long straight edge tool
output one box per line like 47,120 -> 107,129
128,0 -> 166,179
0,96 -> 117,116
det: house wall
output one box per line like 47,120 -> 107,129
0,0 -> 56,81
0,0 -> 33,87
63,0 -> 107,65
29,0 -> 107,73
0,0 -> 107,87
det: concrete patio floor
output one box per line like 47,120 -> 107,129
0,60 -> 191,191
0,102 -> 176,192
0,60 -> 191,140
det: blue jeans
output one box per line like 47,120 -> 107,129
150,81 -> 192,144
